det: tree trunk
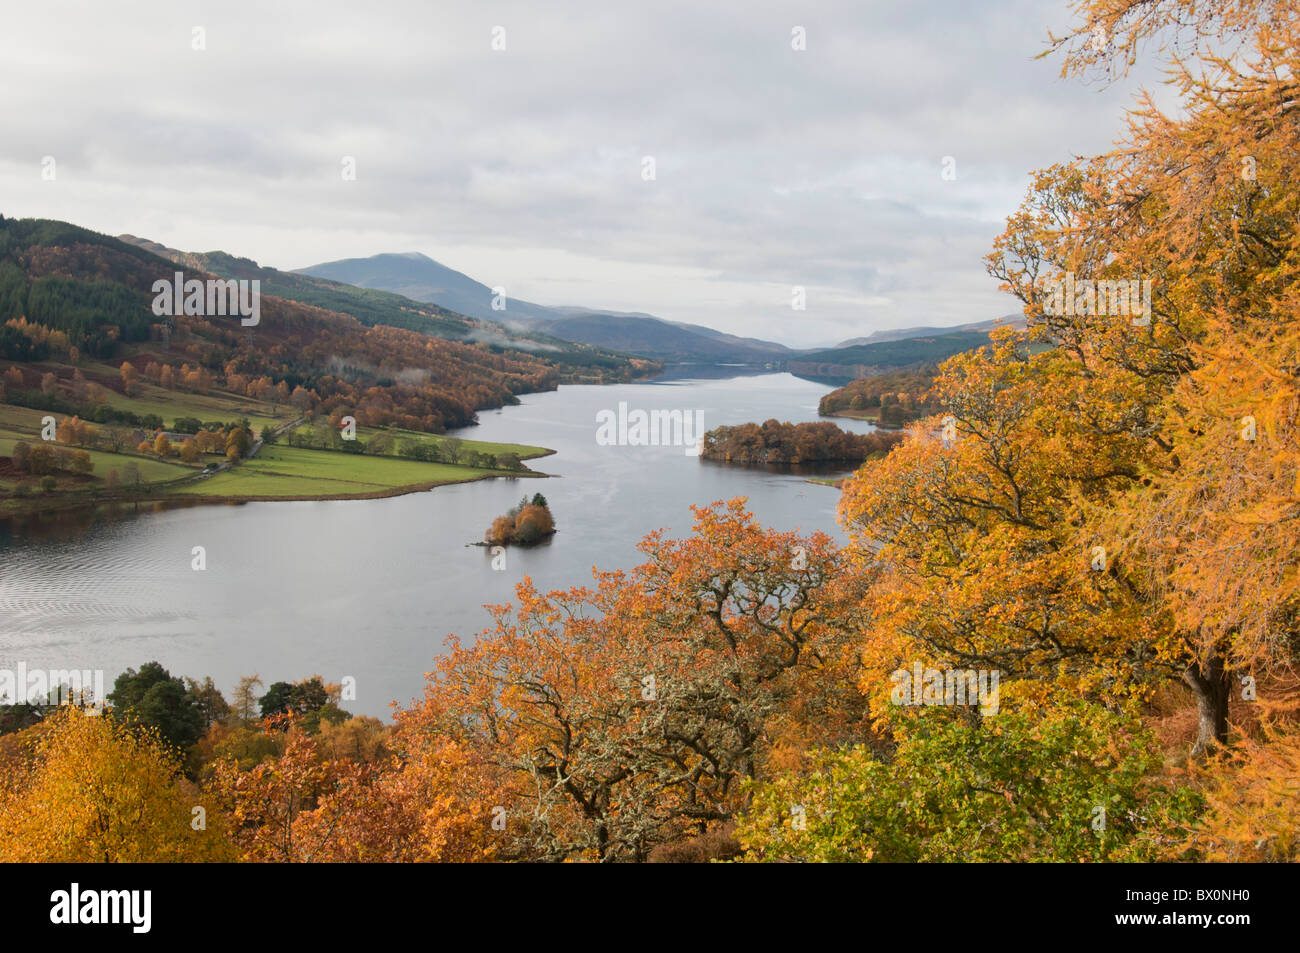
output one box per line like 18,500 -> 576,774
1183,651 -> 1230,756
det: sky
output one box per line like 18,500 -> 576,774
0,0 -> 1172,347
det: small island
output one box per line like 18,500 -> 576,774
484,493 -> 556,546
699,420 -> 902,466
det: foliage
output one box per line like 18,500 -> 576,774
702,419 -> 903,465
0,709 -> 233,861
109,661 -> 207,752
736,698 -> 1200,862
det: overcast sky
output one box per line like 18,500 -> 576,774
0,0 -> 1169,347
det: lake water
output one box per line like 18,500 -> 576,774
0,372 -> 873,718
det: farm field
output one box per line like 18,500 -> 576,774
168,444 -> 522,499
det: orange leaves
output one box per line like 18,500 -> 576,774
1181,716 -> 1300,861
394,499 -> 871,860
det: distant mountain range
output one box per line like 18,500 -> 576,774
117,238 -> 645,372
296,252 -> 794,365
834,316 -> 1023,348
788,330 -> 1011,382
296,251 -> 1020,370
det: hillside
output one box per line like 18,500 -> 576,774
297,251 -> 558,325
298,251 -> 795,364
0,215 -> 589,514
817,365 -> 944,427
0,213 -> 655,430
834,315 -> 1024,348
119,239 -> 641,377
789,330 -> 995,381
119,238 -> 477,339
537,312 -> 792,364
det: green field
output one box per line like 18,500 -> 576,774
1,376 -> 552,512
356,424 -> 551,461
824,408 -> 880,423
170,445 -> 517,498
0,402 -> 196,502
807,476 -> 847,488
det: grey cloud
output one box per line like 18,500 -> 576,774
0,0 -> 1164,345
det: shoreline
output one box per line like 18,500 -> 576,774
1,448 -> 557,518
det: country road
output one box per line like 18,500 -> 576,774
183,415 -> 307,485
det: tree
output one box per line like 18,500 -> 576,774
484,515 -> 516,547
184,676 -> 231,730
0,709 -> 233,862
119,361 -> 138,396
839,333 -> 1158,722
511,504 -> 554,545
231,675 -> 263,722
1179,719 -> 1300,862
415,499 -> 868,861
980,0 -> 1300,751
153,432 -> 171,457
225,426 -> 251,461
108,661 -> 205,752
260,677 -> 330,720
10,440 -> 29,473
180,440 -> 200,464
736,698 -> 1201,862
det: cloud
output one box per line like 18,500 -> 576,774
0,0 -> 1168,346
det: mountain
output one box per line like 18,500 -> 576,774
535,312 -> 792,364
0,215 -> 652,438
118,239 -> 642,377
789,330 -> 999,382
295,252 -> 557,325
296,252 -> 793,364
833,315 -> 1024,348
119,239 -> 476,339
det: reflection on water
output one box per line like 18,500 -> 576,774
0,373 -> 873,718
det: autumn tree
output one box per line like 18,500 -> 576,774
0,709 -> 233,862
736,697 -> 1200,862
982,0 -> 1300,751
839,333 -> 1162,726
413,499 -> 869,860
10,440 -> 29,472
119,361 -> 138,396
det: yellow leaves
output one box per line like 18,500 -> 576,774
0,709 -> 233,862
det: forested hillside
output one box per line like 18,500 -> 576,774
817,366 -> 943,426
0,216 -> 651,436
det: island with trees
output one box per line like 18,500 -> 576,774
484,493 -> 556,546
700,419 -> 902,466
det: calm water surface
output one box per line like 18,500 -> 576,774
0,372 -> 873,717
